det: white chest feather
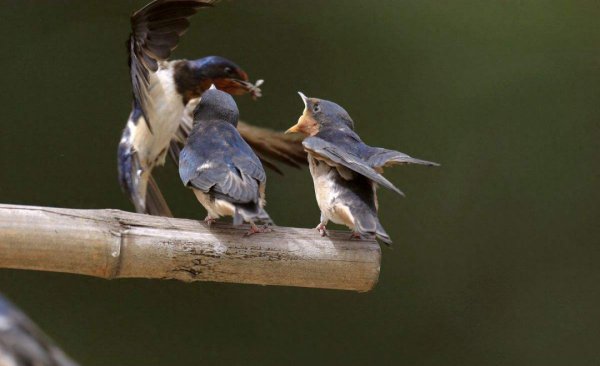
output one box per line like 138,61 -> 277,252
308,156 -> 355,228
132,65 -> 185,168
309,156 -> 336,210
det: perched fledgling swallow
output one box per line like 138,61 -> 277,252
286,93 -> 439,245
0,294 -> 79,366
179,86 -> 272,235
118,0 -> 306,217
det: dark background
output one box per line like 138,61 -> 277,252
1,1 -> 599,365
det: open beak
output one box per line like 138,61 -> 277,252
286,92 -> 318,135
285,92 -> 305,134
298,91 -> 308,107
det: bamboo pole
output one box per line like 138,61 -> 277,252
0,204 -> 380,292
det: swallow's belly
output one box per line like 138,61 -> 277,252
308,156 -> 356,229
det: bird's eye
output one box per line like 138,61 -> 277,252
313,104 -> 321,113
224,67 -> 234,75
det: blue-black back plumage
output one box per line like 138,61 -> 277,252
180,121 -> 266,204
179,88 -> 268,221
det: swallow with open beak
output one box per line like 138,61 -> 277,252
118,0 -> 305,217
179,86 -> 272,235
286,93 -> 439,245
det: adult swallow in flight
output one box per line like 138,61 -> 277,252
118,0 -> 305,217
179,86 -> 272,235
0,293 -> 79,366
286,93 -> 439,245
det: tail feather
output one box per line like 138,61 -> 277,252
375,221 -> 392,246
234,202 -> 274,226
256,207 -> 274,226
353,209 -> 393,246
146,175 -> 174,217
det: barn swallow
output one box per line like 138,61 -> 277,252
179,86 -> 272,235
118,0 -> 305,217
0,294 -> 79,366
286,93 -> 439,245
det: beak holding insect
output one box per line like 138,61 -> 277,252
209,78 -> 264,99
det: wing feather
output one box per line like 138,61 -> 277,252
128,0 -> 216,131
303,137 -> 404,196
179,124 -> 266,204
365,147 -> 440,168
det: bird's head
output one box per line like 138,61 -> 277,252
193,85 -> 239,126
285,92 -> 354,136
176,56 -> 263,103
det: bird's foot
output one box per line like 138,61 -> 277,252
349,232 -> 363,241
315,223 -> 328,237
203,216 -> 217,227
244,224 -> 272,237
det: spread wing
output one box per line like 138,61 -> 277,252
179,124 -> 266,204
128,0 -> 216,131
303,136 -> 404,196
237,121 -> 307,171
169,99 -> 307,173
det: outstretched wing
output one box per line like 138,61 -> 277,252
179,124 -> 266,204
303,136 -> 404,196
237,121 -> 307,171
169,99 -> 307,173
128,0 -> 216,131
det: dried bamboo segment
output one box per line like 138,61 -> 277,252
0,204 -> 381,292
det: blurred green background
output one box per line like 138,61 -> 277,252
1,1 -> 599,365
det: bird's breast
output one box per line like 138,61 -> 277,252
132,66 -> 185,168
307,155 -> 365,229
308,155 -> 339,213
